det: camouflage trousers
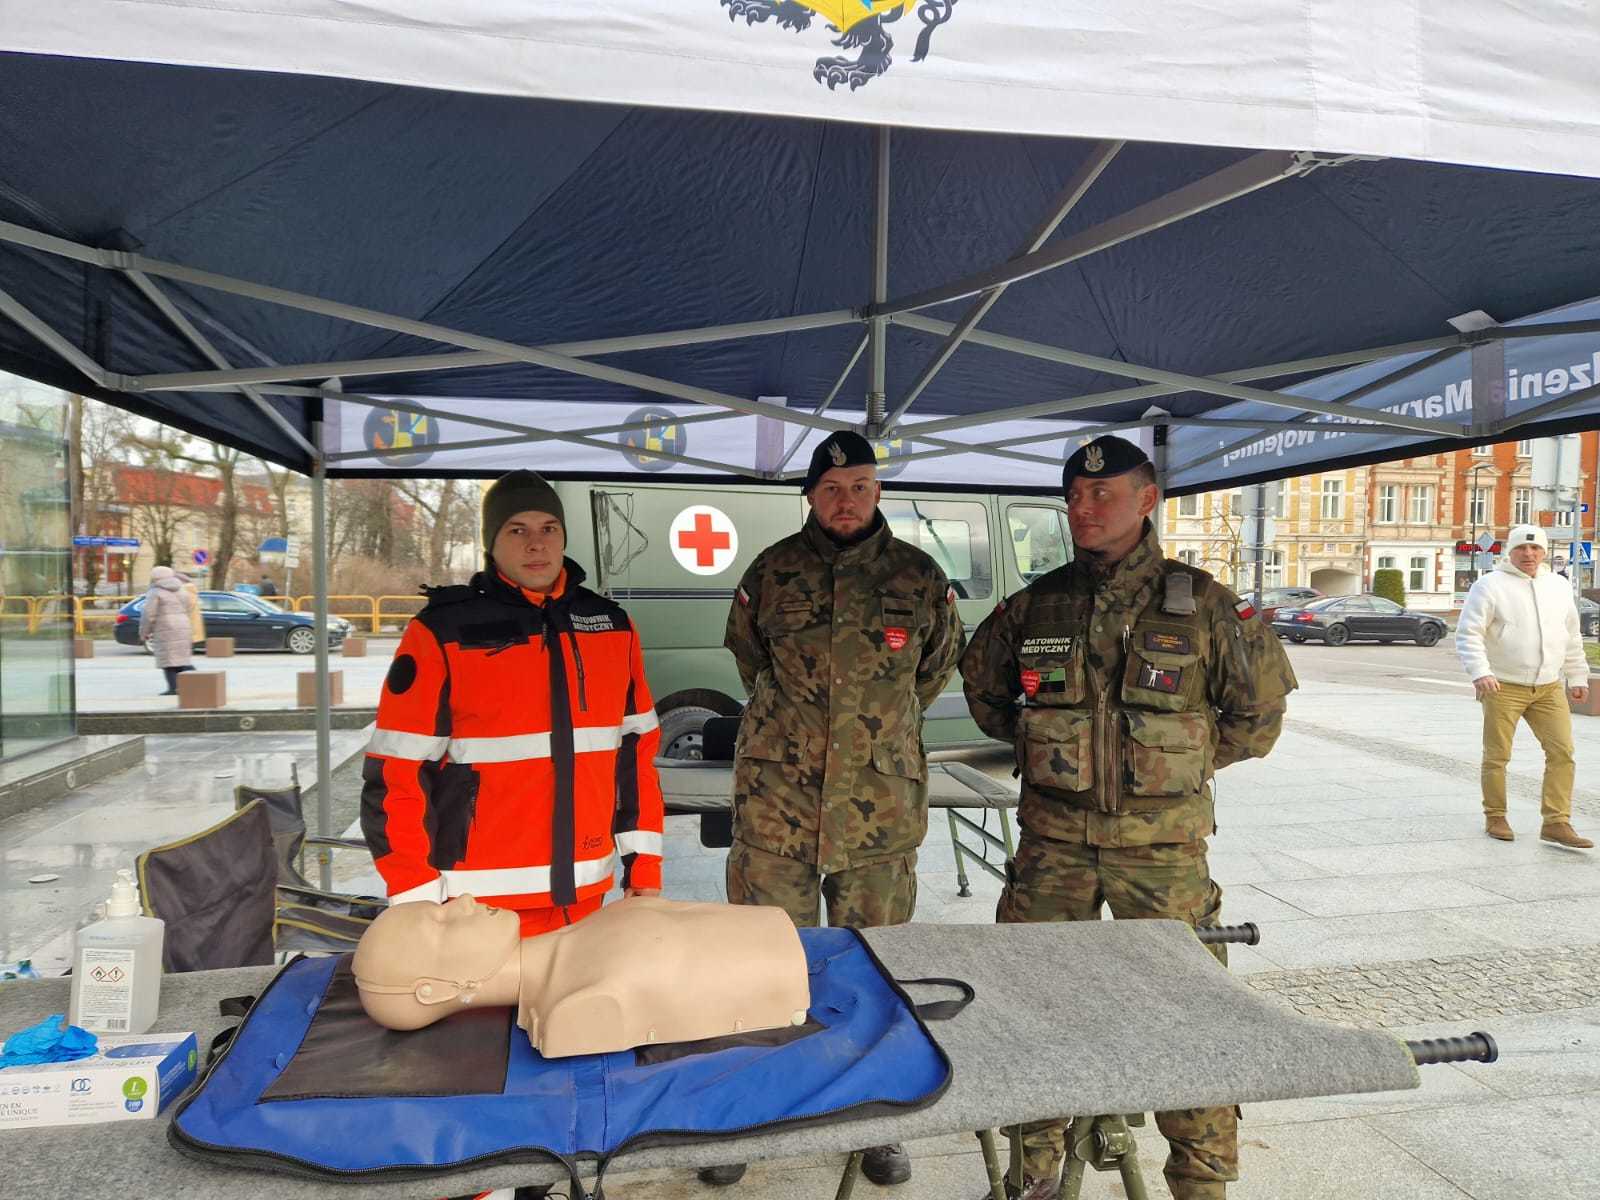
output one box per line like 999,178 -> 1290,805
998,830 -> 1237,1199
725,838 -> 918,928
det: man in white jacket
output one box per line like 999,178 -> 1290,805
1456,524 -> 1593,848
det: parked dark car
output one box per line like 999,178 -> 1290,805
113,590 -> 350,654
1271,594 -> 1445,647
1247,586 -> 1323,625
1578,596 -> 1599,639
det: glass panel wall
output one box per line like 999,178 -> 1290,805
0,373 -> 74,760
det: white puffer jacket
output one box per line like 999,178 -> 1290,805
1455,560 -> 1587,688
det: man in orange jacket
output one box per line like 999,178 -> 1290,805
361,470 -> 664,937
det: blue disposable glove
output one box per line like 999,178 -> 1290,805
0,1014 -> 98,1068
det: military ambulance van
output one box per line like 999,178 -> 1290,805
548,480 -> 1071,757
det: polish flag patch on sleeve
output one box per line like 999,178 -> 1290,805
946,585 -> 957,605
1233,598 -> 1256,620
737,585 -> 751,607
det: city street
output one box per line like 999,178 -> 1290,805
6,637 -> 1600,1197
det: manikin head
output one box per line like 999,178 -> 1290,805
1062,436 -> 1158,564
353,894 -> 520,1030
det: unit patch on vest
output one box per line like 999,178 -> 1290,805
570,613 -> 616,633
1020,636 -> 1074,655
1138,662 -> 1184,694
1021,668 -> 1041,697
884,626 -> 908,651
1143,631 -> 1192,654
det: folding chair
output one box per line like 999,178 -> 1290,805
137,800 -> 278,971
233,762 -> 384,956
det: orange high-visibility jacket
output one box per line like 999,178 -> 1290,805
361,561 -> 663,913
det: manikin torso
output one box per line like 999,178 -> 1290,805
353,895 -> 811,1058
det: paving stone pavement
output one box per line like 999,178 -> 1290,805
1247,944 -> 1600,1028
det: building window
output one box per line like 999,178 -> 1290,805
1377,484 -> 1397,523
1468,487 -> 1489,526
1409,485 -> 1433,524
1409,555 -> 1430,592
1269,480 -> 1287,518
1554,507 -> 1575,529
1516,440 -> 1533,456
1263,549 -> 1284,588
1320,478 -> 1343,520
1177,494 -> 1198,517
1177,549 -> 1198,566
1377,554 -> 1398,571
1513,488 -> 1532,525
1472,443 -> 1491,456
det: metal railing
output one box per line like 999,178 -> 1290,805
0,594 -> 423,636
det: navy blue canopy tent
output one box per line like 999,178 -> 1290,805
7,0 -> 1600,862
5,3 -> 1600,496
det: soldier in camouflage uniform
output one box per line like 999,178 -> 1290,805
706,430 -> 963,1190
960,436 -> 1297,1200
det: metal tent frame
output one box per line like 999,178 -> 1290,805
8,127 -> 1600,874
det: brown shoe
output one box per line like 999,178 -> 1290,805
1541,823 -> 1595,849
1485,814 -> 1514,841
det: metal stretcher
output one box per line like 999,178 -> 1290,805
0,920 -> 1490,1200
657,758 -> 1018,895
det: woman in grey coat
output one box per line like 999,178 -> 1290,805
139,565 -> 199,694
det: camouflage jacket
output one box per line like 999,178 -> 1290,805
724,512 -> 965,872
960,523 -> 1296,847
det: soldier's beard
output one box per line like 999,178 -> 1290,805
820,509 -> 883,546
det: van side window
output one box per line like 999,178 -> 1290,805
881,499 -> 992,600
1008,506 -> 1071,583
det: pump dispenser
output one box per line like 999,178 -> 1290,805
68,869 -> 165,1034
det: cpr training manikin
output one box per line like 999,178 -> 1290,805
352,894 -> 812,1057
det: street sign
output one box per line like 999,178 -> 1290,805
285,553 -> 301,568
72,535 -> 140,548
1241,516 -> 1276,548
193,549 -> 210,566
284,537 -> 301,556
1475,530 -> 1496,551
1475,551 -> 1496,571
1579,542 -> 1594,566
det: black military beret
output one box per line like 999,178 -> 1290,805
802,431 -> 879,494
1061,435 -> 1152,495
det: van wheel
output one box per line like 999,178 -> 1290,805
658,706 -> 720,761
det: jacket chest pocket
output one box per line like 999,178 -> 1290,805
877,594 -> 925,658
1018,706 -> 1093,794
1124,711 -> 1209,798
763,597 -> 829,685
1120,624 -> 1203,713
1018,629 -> 1086,707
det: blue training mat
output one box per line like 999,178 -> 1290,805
169,926 -> 967,1184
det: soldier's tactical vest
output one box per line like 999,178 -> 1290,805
1015,568 -> 1214,819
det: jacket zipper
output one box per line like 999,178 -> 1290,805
1529,577 -> 1548,680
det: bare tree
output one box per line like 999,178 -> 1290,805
132,437 -> 246,586
396,479 -> 476,578
69,397 -> 136,593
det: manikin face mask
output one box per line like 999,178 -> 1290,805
354,895 -> 812,1058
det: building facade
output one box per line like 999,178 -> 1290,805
1164,434 -> 1600,610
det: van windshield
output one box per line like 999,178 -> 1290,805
882,499 -> 992,599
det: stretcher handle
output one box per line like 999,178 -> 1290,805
895,977 -> 976,1021
1197,922 -> 1260,946
1405,1033 -> 1498,1066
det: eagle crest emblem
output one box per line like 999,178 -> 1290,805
1084,445 -> 1106,473
720,1 -> 959,91
828,438 -> 848,466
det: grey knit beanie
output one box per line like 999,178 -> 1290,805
481,470 -> 565,551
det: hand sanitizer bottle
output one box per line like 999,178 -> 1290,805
68,870 -> 165,1034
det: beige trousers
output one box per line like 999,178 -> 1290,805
1480,680 -> 1574,822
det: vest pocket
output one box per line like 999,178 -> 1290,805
1018,706 -> 1093,793
1124,711 -> 1208,797
1121,646 -> 1200,712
